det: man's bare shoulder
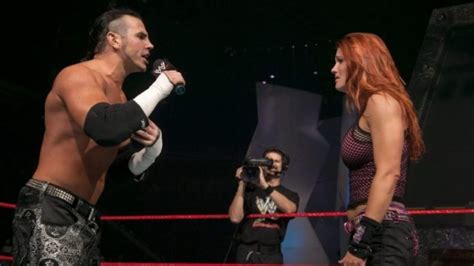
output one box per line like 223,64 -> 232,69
53,62 -> 103,94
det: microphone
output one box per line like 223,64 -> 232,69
151,58 -> 186,95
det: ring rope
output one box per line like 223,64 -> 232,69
1,201 -> 473,220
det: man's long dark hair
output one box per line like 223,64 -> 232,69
83,8 -> 142,60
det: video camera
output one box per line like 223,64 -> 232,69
241,157 -> 273,183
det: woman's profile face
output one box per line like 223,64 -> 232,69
331,48 -> 348,92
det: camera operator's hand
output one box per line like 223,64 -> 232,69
229,167 -> 247,224
235,167 -> 246,186
255,166 -> 270,189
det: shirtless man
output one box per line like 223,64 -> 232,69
11,8 -> 185,265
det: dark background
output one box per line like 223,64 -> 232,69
1,0 -> 473,263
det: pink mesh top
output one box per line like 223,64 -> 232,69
341,121 -> 410,210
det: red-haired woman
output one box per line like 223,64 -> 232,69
332,32 -> 424,265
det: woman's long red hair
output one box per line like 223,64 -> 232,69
337,32 -> 424,160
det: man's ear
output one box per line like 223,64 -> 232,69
106,32 -> 122,49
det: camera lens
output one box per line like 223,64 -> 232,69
242,166 -> 260,182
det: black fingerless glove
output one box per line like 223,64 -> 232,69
348,216 -> 382,259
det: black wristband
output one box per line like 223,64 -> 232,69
263,186 -> 274,196
348,216 -> 382,259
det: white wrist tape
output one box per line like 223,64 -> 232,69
133,74 -> 174,116
128,131 -> 163,175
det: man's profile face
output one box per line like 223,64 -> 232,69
119,15 -> 154,73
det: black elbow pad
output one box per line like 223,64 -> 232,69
84,101 -> 148,147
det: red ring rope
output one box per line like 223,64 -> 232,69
1,202 -> 473,264
0,202 -> 16,209
1,201 -> 473,220
0,256 -> 339,265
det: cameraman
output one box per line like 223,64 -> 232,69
228,148 -> 299,264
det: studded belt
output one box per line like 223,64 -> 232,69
26,179 -> 98,221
